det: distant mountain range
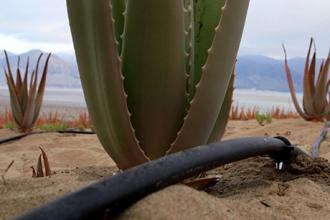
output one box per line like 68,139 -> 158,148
0,49 -> 80,88
0,49 -> 325,91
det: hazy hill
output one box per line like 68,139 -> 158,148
0,50 -> 80,88
0,49 -> 325,91
236,55 -> 323,92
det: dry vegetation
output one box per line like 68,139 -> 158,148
0,110 -> 91,131
0,106 -> 298,131
229,105 -> 299,121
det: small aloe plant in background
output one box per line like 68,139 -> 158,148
283,38 -> 330,157
67,0 -> 249,169
283,38 -> 330,121
3,51 -> 51,132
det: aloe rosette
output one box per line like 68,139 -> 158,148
3,51 -> 51,132
283,38 -> 330,121
67,0 -> 249,169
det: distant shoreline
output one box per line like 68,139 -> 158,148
0,87 -> 301,113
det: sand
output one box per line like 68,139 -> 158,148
0,117 -> 330,220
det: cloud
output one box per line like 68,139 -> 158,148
0,33 -> 73,54
0,0 -> 329,58
239,0 -> 330,58
0,0 -> 74,53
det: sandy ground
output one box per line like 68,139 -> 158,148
0,118 -> 329,219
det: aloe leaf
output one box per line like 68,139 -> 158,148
112,0 -> 126,55
168,0 -> 250,153
18,53 -> 45,131
184,0 -> 195,100
4,71 -> 24,125
283,45 -> 312,120
29,71 -> 35,92
314,54 -> 330,114
35,53 -> 43,80
39,147 -> 51,176
303,49 -> 316,115
208,70 -> 235,143
16,56 -> 22,96
4,51 -> 18,95
192,0 -> 226,98
20,58 -> 29,113
32,54 -> 51,126
302,39 -> 315,115
21,65 -> 39,131
318,52 -> 330,91
3,52 -> 24,125
36,154 -> 44,177
4,51 -> 13,78
121,0 -> 186,158
67,0 -> 149,169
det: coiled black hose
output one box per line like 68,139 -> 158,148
16,136 -> 303,220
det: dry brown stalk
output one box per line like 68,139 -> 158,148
1,160 -> 15,184
31,147 -> 51,178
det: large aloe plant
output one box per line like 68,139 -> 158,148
67,0 -> 249,169
3,51 -> 51,132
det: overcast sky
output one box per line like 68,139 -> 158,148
0,0 -> 329,58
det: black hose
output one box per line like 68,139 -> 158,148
0,130 -> 95,145
58,129 -> 95,135
16,136 -> 303,220
0,132 -> 33,144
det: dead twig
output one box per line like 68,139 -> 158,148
311,121 -> 330,158
1,160 -> 15,185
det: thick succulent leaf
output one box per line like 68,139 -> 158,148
67,0 -> 149,169
168,0 -> 250,153
3,52 -> 24,125
184,0 -> 195,101
40,147 -> 51,176
29,71 -> 35,92
36,155 -> 44,177
122,0 -> 187,158
302,39 -> 315,115
21,91 -> 36,131
4,71 -> 24,125
4,51 -> 13,72
112,0 -> 126,55
21,66 -> 39,131
283,45 -> 312,120
208,70 -> 235,143
20,59 -> 29,113
309,52 -> 316,95
34,54 -> 43,81
314,53 -> 330,114
192,0 -> 226,98
32,54 -> 51,126
15,57 -> 22,95
4,51 -> 17,95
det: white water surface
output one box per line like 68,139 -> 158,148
0,87 -> 302,112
